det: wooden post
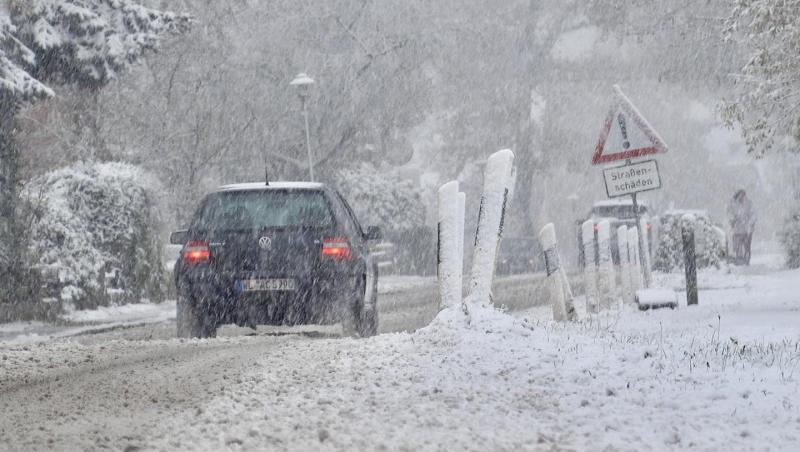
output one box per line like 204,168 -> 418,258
681,214 -> 699,306
631,192 -> 650,288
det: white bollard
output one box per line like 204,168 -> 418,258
581,220 -> 599,313
558,264 -> 578,321
438,181 -> 462,307
639,218 -> 653,288
617,225 -> 633,304
457,191 -> 466,292
627,226 -> 643,293
597,219 -> 617,309
539,223 -> 577,321
468,149 -> 515,304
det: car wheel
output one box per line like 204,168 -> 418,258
340,302 -> 359,337
341,273 -> 376,338
176,295 -> 217,339
358,308 -> 378,337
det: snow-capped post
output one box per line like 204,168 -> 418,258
617,225 -> 633,304
597,220 -> 617,309
639,217 -> 653,287
581,220 -> 599,313
456,191 -> 466,289
467,149 -> 514,304
681,214 -> 699,306
627,226 -> 643,294
539,223 -> 577,321
437,181 -> 462,307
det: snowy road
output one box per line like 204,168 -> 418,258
0,274 -> 553,451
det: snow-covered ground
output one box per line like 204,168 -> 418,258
1,263 -> 798,450
62,300 -> 176,324
143,265 -> 799,451
0,275 -> 438,346
0,302 -> 177,347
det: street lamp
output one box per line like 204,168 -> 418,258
290,72 -> 315,182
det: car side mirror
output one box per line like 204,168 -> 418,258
170,230 -> 188,245
364,226 -> 382,241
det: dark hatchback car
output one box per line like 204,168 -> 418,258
171,182 -> 381,338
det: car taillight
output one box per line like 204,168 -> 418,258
183,241 -> 211,265
321,236 -> 352,260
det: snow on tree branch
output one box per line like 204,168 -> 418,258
0,15 -> 53,100
723,0 -> 800,155
12,0 -> 190,89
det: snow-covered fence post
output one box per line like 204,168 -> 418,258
640,218 -> 653,287
457,191 -> 466,289
627,226 -> 643,293
617,225 -> 633,304
438,181 -> 462,307
681,214 -> 699,306
581,220 -> 599,313
539,223 -> 577,321
467,149 -> 514,304
597,220 -> 617,309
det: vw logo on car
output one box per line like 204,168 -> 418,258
258,236 -> 272,250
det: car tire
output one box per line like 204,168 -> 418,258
358,308 -> 378,337
341,272 -> 379,338
340,302 -> 359,337
176,295 -> 217,339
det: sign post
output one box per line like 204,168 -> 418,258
592,85 -> 668,289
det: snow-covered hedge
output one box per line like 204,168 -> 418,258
653,212 -> 726,272
333,163 -> 426,236
333,163 -> 433,275
780,204 -> 800,269
24,162 -> 166,308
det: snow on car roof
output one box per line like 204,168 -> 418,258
662,209 -> 709,218
216,181 -> 326,192
592,199 -> 649,207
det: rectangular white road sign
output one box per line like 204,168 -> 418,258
603,159 -> 661,198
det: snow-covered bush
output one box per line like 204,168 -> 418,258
24,162 -> 165,308
653,212 -> 725,272
333,163 -> 426,236
780,204 -> 800,269
333,163 -> 433,274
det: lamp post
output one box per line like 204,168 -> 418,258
290,72 -> 315,182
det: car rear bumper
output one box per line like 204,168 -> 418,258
177,269 -> 360,327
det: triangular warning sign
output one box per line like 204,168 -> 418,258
592,85 -> 668,165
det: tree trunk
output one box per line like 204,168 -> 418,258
71,89 -> 111,162
510,0 -> 548,238
512,0 -> 566,238
0,94 -> 24,304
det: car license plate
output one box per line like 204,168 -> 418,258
239,279 -> 296,292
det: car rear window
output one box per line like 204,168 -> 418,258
194,190 -> 334,231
